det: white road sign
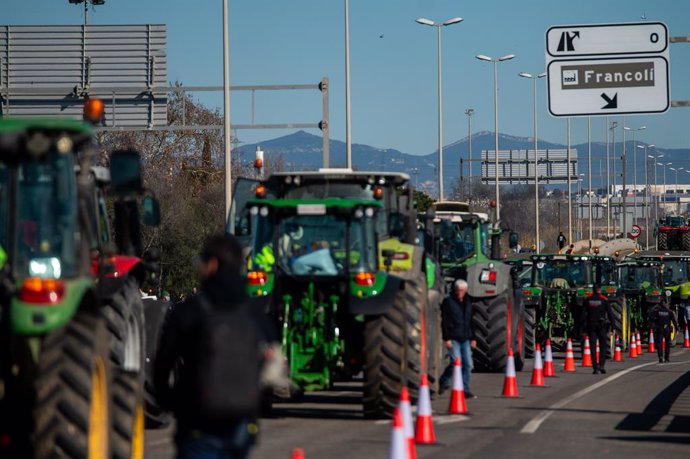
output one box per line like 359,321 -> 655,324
547,22 -> 668,57
546,21 -> 670,117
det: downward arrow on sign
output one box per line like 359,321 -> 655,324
601,92 -> 618,109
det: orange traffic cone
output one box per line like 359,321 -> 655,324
582,336 -> 593,367
613,336 -> 623,362
684,326 -> 690,348
292,448 -> 305,459
662,336 -> 667,352
629,336 -> 638,358
564,338 -> 576,372
595,340 -> 600,364
637,331 -> 642,351
501,348 -> 520,397
399,387 -> 417,459
530,343 -> 545,386
544,339 -> 555,377
389,407 -> 407,459
414,374 -> 435,444
448,357 -> 467,414
648,329 -> 656,353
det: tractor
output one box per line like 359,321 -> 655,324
618,259 -> 663,336
0,115 -> 160,458
420,201 -> 529,369
229,170 -> 443,417
656,216 -> 690,251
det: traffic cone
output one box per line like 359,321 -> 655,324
389,407 -> 407,459
596,340 -> 601,365
501,348 -> 519,397
662,336 -> 667,352
684,326 -> 690,348
613,336 -> 623,362
399,387 -> 417,459
582,336 -> 593,367
629,336 -> 638,358
530,343 -> 545,386
414,374 -> 435,444
292,448 -> 305,459
448,357 -> 467,415
648,329 -> 656,353
637,331 -> 642,351
564,338 -> 576,372
544,339 -> 555,377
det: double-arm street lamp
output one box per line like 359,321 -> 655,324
623,125 -> 646,225
519,71 -> 546,252
465,108 -> 475,197
476,53 -> 516,219
416,16 -> 464,201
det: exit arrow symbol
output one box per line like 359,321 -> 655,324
601,92 -> 618,109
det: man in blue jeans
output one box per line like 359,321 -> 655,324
439,279 -> 477,398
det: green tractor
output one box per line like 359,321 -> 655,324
0,117 -> 160,458
420,201 -> 529,370
229,170 -> 443,417
618,259 -> 663,337
656,216 -> 690,251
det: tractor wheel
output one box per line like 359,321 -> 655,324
683,232 -> 690,251
426,297 -> 443,396
33,311 -> 112,459
472,291 -> 513,372
112,371 -> 145,459
403,271 -> 428,398
658,232 -> 668,250
363,273 -> 424,418
523,307 -> 537,358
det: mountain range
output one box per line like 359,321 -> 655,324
233,130 -> 690,196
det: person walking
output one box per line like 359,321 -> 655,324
649,295 -> 679,363
583,285 -> 615,374
154,234 -> 274,459
439,279 -> 476,398
557,232 -> 566,251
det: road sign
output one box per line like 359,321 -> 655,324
628,224 -> 642,239
545,21 -> 670,117
547,22 -> 668,57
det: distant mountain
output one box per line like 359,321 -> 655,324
233,130 -> 690,196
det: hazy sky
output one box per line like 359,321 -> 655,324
5,0 -> 690,154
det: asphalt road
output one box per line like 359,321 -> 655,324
145,346 -> 690,458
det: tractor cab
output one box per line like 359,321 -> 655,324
619,260 -> 663,332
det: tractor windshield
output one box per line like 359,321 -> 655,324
620,265 -> 660,290
13,153 -> 79,280
437,221 -> 488,263
253,209 -> 377,277
533,260 -> 588,288
594,262 -> 616,285
662,259 -> 688,286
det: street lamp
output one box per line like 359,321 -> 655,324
476,53 -> 515,220
623,125 -> 646,226
639,144 -> 655,248
519,71 -> 546,252
465,108 -> 475,197
649,151 -> 662,224
68,0 -> 105,26
416,16 -> 464,201
345,0 -> 352,168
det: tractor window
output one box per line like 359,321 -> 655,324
620,266 -> 660,289
595,262 -> 616,285
534,260 -> 588,288
662,260 -> 688,286
0,165 -> 8,253
14,153 -> 78,280
439,221 -> 479,263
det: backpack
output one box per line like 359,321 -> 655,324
189,294 -> 264,420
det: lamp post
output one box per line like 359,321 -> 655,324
476,53 -> 515,219
222,0 -> 232,219
465,108 -> 474,197
416,16 -> 464,201
519,71 -> 546,252
639,144 -> 655,248
578,173 -> 586,239
623,125 -> 646,226
567,118 -> 573,242
660,162 -> 672,217
68,0 -> 105,26
650,152 -> 662,225
610,121 -> 618,236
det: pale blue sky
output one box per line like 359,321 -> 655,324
5,0 -> 690,154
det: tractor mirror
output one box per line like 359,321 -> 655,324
110,149 -> 143,195
142,195 -> 161,226
509,231 -> 519,249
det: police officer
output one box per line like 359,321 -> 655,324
583,285 -> 615,374
557,232 -> 566,250
649,293 -> 679,363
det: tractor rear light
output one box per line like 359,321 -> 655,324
83,98 -> 105,124
607,287 -> 616,293
585,291 -> 594,297
373,186 -> 384,199
354,272 -> 376,286
392,252 -> 409,260
480,270 -> 497,284
247,271 -> 268,286
255,184 -> 267,198
522,289 -> 531,297
651,290 -> 660,295
19,277 -> 65,304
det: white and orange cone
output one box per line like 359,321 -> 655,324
564,338 -> 576,372
414,374 -> 435,444
544,339 -> 555,377
684,326 -> 690,348
648,329 -> 656,353
613,336 -> 623,362
389,407 -> 407,459
292,448 -> 306,459
637,331 -> 642,351
629,336 -> 638,358
582,336 -> 593,367
448,357 -> 467,415
399,387 -> 416,459
530,343 -> 545,386
595,340 -> 601,364
501,348 -> 519,397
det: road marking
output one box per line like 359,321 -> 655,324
435,414 -> 470,425
520,361 -> 658,434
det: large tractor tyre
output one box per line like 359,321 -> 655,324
112,371 -> 145,459
610,300 -> 630,351
402,271 -> 428,398
658,232 -> 668,251
523,307 -> 537,358
472,292 -> 512,373
363,287 -> 413,418
33,312 -> 112,459
683,232 -> 690,252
